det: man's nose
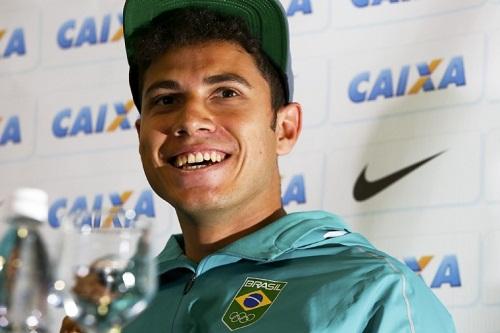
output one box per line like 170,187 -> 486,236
172,98 -> 216,137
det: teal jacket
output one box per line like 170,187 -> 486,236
124,211 -> 456,332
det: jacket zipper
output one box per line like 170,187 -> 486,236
183,273 -> 196,294
183,256 -> 211,295
172,258 -> 210,332
171,270 -> 196,333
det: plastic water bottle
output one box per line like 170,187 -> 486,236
0,188 -> 52,332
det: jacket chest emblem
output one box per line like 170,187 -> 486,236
222,277 -> 287,331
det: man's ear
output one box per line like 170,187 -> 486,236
135,118 -> 143,155
275,102 -> 302,156
135,118 -> 141,138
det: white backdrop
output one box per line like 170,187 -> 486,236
1,0 -> 499,332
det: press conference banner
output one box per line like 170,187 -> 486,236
1,0 -> 499,332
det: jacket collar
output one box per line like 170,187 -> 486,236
156,211 -> 354,276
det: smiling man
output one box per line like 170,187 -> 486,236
134,38 -> 296,262
61,0 -> 456,332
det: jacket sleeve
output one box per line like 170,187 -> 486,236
363,256 -> 457,333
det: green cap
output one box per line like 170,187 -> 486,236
123,0 -> 293,101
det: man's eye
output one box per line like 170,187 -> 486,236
156,95 -> 175,105
219,89 -> 238,98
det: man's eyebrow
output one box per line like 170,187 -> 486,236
203,73 -> 252,88
144,80 -> 181,96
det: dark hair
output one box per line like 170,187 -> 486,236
128,7 -> 286,125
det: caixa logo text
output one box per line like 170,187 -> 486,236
48,189 -> 155,228
57,13 -> 123,49
52,99 -> 136,138
404,254 -> 461,289
0,28 -> 26,59
284,0 -> 314,16
282,174 -> 306,206
0,116 -> 21,146
351,0 -> 411,8
349,56 -> 466,103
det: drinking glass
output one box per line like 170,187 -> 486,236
52,208 -> 157,333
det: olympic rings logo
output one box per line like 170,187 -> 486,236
229,312 -> 256,323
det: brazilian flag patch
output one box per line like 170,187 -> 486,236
222,277 -> 287,331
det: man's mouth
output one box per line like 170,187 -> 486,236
169,151 -> 228,170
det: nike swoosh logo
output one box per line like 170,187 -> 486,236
353,150 -> 446,202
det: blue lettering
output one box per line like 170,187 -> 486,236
438,56 -> 466,90
52,108 -> 72,138
69,196 -> 93,227
0,116 -> 21,145
403,257 -> 421,273
114,102 -> 132,130
368,69 -> 393,101
282,175 -> 306,206
287,0 -> 313,16
134,190 -> 155,218
53,103 -> 133,138
354,0 -> 410,6
95,104 -> 107,133
89,194 -> 104,228
372,0 -> 401,5
58,14 -> 123,49
48,190 -> 154,229
109,212 -> 124,228
92,194 -> 103,211
349,72 -> 370,103
352,0 -> 369,7
70,107 -> 93,136
109,192 -> 128,207
396,65 -> 410,96
350,56 -> 463,104
99,14 -> 111,43
3,28 -> 26,58
431,255 -> 462,288
416,61 -> 436,92
48,198 -> 68,228
69,196 -> 88,213
107,192 -> 131,227
57,20 -> 76,49
47,196 -> 110,228
75,17 -> 98,47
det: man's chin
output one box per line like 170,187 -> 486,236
168,191 -> 229,216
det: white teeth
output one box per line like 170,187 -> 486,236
174,151 -> 226,169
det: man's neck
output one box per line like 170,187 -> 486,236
177,206 -> 286,262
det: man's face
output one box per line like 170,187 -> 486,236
137,41 -> 284,217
